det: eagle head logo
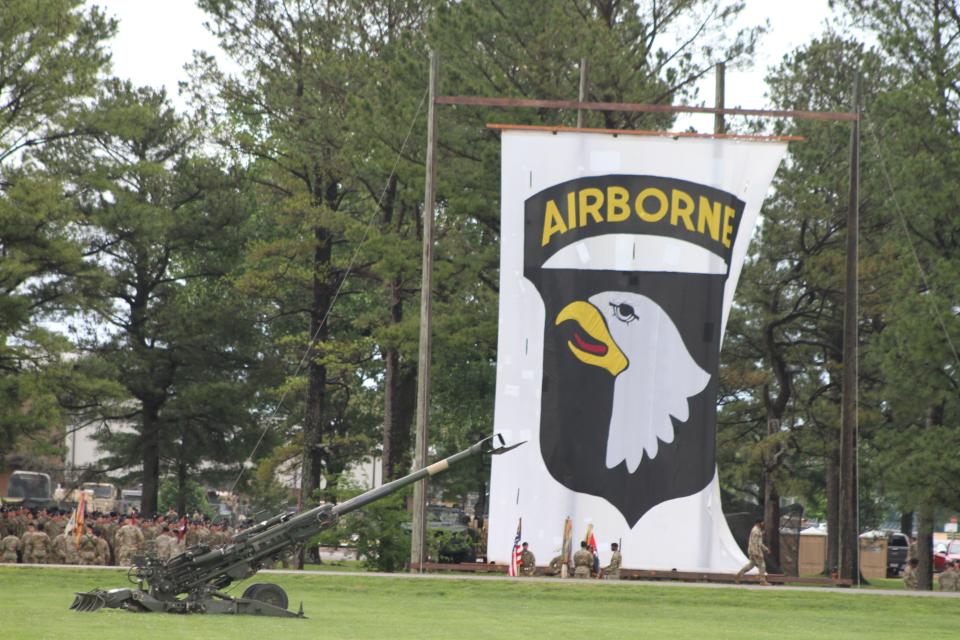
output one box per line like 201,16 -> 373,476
523,174 -> 742,526
556,291 -> 710,473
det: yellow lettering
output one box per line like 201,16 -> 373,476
566,191 -> 577,230
722,205 -> 736,248
542,200 -> 568,246
636,188 -> 668,223
606,186 -> 630,222
670,189 -> 695,231
578,188 -> 604,227
697,196 -> 721,241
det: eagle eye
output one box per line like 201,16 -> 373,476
610,302 -> 638,324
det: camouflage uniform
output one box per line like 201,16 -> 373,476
47,518 -> 64,540
573,548 -> 593,578
78,532 -> 98,565
902,564 -> 919,590
155,533 -> 178,562
94,533 -> 111,565
519,548 -> 536,576
22,528 -> 51,564
604,549 -> 622,580
51,533 -> 70,564
184,525 -> 201,549
735,524 -> 769,585
938,565 -> 960,591
1,534 -> 20,563
63,534 -> 81,564
115,523 -> 144,566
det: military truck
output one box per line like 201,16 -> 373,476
2,470 -> 54,509
79,483 -> 119,513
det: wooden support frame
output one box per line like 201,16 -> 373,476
414,56 -> 860,584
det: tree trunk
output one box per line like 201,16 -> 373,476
176,461 -> 188,517
917,505 -> 935,590
383,351 -> 416,481
900,510 -> 914,536
825,449 -> 840,575
763,468 -> 780,565
141,403 -> 161,518
299,224 -> 331,513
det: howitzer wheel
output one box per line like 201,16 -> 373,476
242,583 -> 289,610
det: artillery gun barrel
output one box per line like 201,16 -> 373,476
70,432 -> 523,617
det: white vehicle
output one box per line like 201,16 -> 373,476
79,483 -> 119,513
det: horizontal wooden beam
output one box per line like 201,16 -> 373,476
437,95 -> 859,122
486,123 -> 804,143
410,562 -> 854,586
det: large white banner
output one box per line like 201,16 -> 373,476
488,130 -> 787,572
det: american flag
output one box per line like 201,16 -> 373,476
508,518 -> 522,576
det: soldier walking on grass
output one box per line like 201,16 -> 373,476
735,519 -> 769,586
902,557 -> 919,590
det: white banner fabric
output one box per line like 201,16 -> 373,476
488,130 -> 787,572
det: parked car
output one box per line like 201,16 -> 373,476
934,540 -> 960,572
887,533 -> 910,577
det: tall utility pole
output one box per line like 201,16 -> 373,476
714,62 -> 725,135
839,75 -> 861,582
576,58 -> 588,128
410,51 -> 439,572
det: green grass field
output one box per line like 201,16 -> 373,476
1,567 -> 957,640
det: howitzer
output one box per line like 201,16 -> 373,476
70,434 -> 521,617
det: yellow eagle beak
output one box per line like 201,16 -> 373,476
555,301 -> 628,376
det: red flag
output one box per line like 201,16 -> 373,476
74,491 -> 87,543
508,518 -> 522,577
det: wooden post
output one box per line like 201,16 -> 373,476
839,74 -> 860,583
577,58 -> 588,128
714,62 -> 725,135
410,50 -> 439,572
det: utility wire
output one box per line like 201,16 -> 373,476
229,88 -> 430,495
864,118 -> 960,370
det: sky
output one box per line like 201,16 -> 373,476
92,0 -> 841,130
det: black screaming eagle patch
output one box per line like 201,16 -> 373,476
523,174 -> 743,526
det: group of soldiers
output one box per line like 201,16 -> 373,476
0,506 -> 234,566
517,540 -> 621,579
900,557 -> 960,591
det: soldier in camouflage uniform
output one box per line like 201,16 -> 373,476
573,541 -> 593,578
115,517 -> 144,566
51,531 -> 70,564
603,542 -> 622,580
93,528 -> 111,565
22,522 -> 51,564
78,528 -> 98,565
1,531 -> 20,563
735,519 -> 769,585
938,560 -> 960,591
902,557 -> 920,590
154,526 -> 179,562
518,542 -> 536,576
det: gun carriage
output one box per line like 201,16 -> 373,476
70,434 -> 520,617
